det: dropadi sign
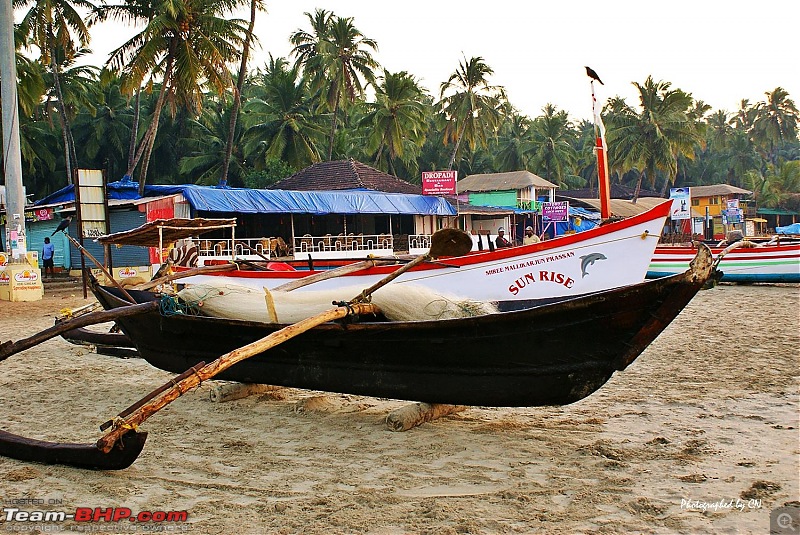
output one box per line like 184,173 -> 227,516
422,171 -> 457,195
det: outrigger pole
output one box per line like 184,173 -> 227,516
590,74 -> 612,219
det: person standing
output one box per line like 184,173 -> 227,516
495,227 -> 512,248
42,237 -> 55,279
523,226 -> 540,245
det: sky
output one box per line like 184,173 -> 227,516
81,0 -> 799,122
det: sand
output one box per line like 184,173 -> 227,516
0,282 -> 798,534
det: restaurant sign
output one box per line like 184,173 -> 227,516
422,171 -> 457,195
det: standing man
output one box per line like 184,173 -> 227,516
523,226 -> 540,245
42,237 -> 55,279
495,227 -> 512,248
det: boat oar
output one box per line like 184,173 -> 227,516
0,301 -> 159,362
61,232 -> 137,304
96,227 -> 474,454
133,262 -> 239,291
350,227 -> 473,304
272,258 -> 400,292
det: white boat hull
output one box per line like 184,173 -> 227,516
180,202 -> 672,302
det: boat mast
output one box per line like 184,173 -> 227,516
1,0 -> 27,257
591,78 -> 611,219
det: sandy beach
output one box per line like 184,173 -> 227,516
0,282 -> 798,534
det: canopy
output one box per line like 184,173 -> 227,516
182,187 -> 457,216
776,223 -> 800,235
35,182 -> 457,216
97,218 -> 237,247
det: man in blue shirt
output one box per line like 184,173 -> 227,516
42,237 -> 55,279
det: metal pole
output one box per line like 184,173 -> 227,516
1,0 -> 27,260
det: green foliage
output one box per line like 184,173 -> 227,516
8,6 -> 799,212
242,159 -> 297,189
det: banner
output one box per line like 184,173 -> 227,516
669,188 -> 691,220
542,201 -> 569,223
422,171 -> 457,195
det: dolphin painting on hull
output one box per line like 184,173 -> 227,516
580,253 -> 607,277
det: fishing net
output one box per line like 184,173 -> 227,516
177,282 -> 497,324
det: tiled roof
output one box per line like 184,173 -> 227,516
272,159 -> 422,194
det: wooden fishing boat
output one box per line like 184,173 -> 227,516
91,244 -> 714,407
60,326 -> 138,358
173,200 -> 672,304
648,241 -> 800,283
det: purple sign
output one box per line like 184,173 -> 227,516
542,201 -> 569,223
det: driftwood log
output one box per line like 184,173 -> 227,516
385,403 -> 467,432
209,382 -> 282,403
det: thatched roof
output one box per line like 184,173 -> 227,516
272,159 -> 421,194
457,171 -> 557,193
689,184 -> 752,197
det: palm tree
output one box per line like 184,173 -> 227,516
606,76 -> 702,201
525,103 -> 578,187
360,70 -> 429,176
753,87 -> 799,164
493,109 -> 532,172
439,56 -> 505,171
71,70 -> 134,179
290,9 -> 379,161
242,57 -> 323,170
16,0 -> 95,184
95,0 -> 249,194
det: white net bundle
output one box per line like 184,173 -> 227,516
177,282 -> 497,324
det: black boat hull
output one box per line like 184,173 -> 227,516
92,247 -> 713,407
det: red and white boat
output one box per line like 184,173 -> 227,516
177,201 -> 672,305
648,241 -> 800,283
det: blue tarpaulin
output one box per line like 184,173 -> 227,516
36,182 -> 456,216
776,223 -> 800,235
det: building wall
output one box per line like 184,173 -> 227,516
468,190 -> 517,208
68,208 -> 149,269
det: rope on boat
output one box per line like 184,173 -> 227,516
159,294 -> 204,316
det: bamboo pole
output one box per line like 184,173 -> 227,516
96,302 -> 379,453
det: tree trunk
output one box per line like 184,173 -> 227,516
327,93 -> 340,161
127,88 -> 141,176
447,120 -> 468,171
221,0 -> 257,185
50,52 -> 74,186
134,54 -> 175,196
632,169 -> 645,204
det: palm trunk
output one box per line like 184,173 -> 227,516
447,120 -> 468,171
632,169 -> 645,204
50,52 -> 74,185
221,0 -> 257,185
327,93 -> 340,161
134,54 -> 174,196
127,88 -> 141,175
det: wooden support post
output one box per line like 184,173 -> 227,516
385,403 -> 467,432
208,382 -> 281,403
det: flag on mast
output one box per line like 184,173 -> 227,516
589,71 -> 611,219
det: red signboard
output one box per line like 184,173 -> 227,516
422,171 -> 457,195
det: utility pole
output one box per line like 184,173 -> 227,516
2,0 -> 42,301
1,0 -> 27,258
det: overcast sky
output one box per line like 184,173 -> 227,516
82,0 -> 799,122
